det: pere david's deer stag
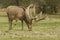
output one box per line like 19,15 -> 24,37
7,6 -> 32,31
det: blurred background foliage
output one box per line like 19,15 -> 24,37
0,0 -> 60,14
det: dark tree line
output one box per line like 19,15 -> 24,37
0,0 -> 60,14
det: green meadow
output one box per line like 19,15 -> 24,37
0,13 -> 60,40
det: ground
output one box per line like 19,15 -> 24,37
0,12 -> 60,40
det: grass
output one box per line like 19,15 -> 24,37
0,37 -> 60,40
0,14 -> 60,40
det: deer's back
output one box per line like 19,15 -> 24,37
7,6 -> 25,19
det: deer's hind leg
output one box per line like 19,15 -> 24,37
8,18 -> 13,30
